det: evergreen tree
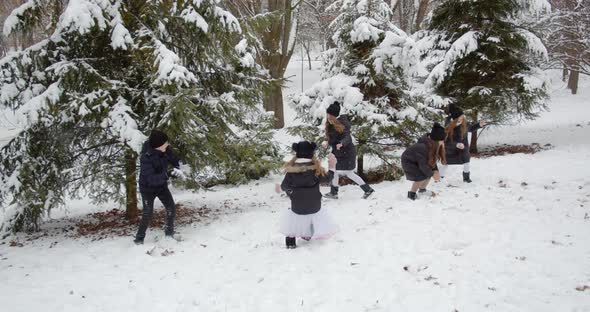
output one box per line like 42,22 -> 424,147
414,0 -> 551,150
290,0 -> 435,177
0,0 -> 279,233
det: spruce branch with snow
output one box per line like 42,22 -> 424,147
0,0 -> 279,233
290,0 -> 438,177
412,0 -> 552,151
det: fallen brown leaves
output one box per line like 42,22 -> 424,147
472,143 -> 551,158
72,204 -> 215,239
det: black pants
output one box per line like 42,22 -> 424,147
136,186 -> 176,240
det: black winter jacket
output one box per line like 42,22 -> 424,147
327,115 -> 356,170
401,135 -> 438,181
138,142 -> 180,193
444,122 -> 482,165
280,160 -> 334,215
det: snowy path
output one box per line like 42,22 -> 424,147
1,75 -> 590,311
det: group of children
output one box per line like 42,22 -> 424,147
133,102 -> 485,249
276,102 -> 486,248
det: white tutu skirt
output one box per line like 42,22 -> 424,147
279,208 -> 339,239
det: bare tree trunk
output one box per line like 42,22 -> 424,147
357,153 -> 365,179
398,0 -> 406,32
568,69 -> 579,94
265,87 -> 285,128
469,110 -> 479,154
303,41 -> 312,70
0,35 -> 5,59
415,0 -> 430,31
125,150 -> 138,220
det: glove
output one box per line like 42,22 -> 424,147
169,168 -> 186,180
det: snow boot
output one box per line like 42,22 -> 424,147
133,238 -> 144,245
360,184 -> 375,199
324,186 -> 339,199
418,188 -> 427,193
463,172 -> 472,183
408,191 -> 417,201
285,237 -> 296,249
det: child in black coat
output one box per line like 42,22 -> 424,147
276,141 -> 339,249
401,123 -> 447,200
442,105 -> 486,183
134,130 -> 181,244
323,101 -> 374,199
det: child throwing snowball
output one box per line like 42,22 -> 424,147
276,141 -> 339,249
134,129 -> 181,244
401,123 -> 447,200
323,101 -> 375,199
441,104 -> 487,183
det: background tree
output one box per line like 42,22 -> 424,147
226,0 -> 303,129
290,0 -> 436,178
0,0 -> 279,233
389,0 -> 445,33
414,0 -> 552,153
537,0 -> 589,94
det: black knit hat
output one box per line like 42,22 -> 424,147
326,102 -> 341,117
292,141 -> 317,159
448,104 -> 464,119
429,123 -> 446,141
149,129 -> 168,148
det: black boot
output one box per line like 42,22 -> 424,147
463,172 -> 472,183
324,186 -> 339,199
408,191 -> 417,200
285,237 -> 296,249
418,188 -> 427,193
360,184 -> 375,199
133,237 -> 144,245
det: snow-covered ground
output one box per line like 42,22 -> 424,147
0,64 -> 589,311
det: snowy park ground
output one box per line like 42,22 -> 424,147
0,62 -> 589,311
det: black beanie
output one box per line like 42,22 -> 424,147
448,104 -> 464,119
149,129 -> 168,148
429,123 -> 446,141
292,141 -> 317,159
326,102 -> 341,117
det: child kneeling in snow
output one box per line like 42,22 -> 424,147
276,141 -> 339,249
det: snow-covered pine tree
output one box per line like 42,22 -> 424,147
414,0 -> 551,151
290,0 -> 435,177
0,0 -> 279,233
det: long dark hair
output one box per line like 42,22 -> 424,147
445,116 -> 467,143
325,115 -> 344,143
428,139 -> 447,167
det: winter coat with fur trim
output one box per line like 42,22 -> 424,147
280,160 -> 335,215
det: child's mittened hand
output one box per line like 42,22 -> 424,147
328,153 -> 337,169
456,143 -> 465,149
171,168 -> 186,179
275,183 -> 282,194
